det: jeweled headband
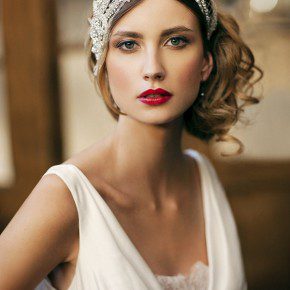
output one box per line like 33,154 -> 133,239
88,0 -> 218,75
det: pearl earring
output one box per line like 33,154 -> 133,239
200,82 -> 205,97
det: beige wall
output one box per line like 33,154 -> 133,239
0,8 -> 15,187
213,26 -> 290,160
59,49 -> 116,159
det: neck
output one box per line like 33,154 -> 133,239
103,115 -> 192,208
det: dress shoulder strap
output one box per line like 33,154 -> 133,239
184,149 -> 247,289
43,164 -> 86,210
41,163 -> 165,290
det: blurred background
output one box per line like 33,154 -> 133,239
0,0 -> 289,288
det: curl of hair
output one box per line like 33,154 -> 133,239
84,0 -> 264,157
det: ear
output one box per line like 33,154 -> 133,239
201,52 -> 213,82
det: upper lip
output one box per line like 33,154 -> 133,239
138,88 -> 173,98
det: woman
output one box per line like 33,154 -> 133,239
0,0 -> 263,289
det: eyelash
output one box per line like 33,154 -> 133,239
114,36 -> 190,52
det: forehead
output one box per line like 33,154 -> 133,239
110,0 -> 200,35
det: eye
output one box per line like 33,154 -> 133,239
166,36 -> 190,47
115,36 -> 190,52
115,40 -> 138,51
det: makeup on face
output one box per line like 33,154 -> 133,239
137,88 -> 173,106
110,25 -> 196,52
105,0 -> 209,121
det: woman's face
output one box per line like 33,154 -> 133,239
106,0 -> 213,125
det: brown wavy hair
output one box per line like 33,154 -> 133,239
84,0 -> 264,157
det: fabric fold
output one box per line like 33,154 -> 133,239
35,149 -> 246,290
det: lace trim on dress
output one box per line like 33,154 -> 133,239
155,261 -> 209,290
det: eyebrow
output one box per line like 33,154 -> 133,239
111,25 -> 194,39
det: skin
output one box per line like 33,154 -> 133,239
0,0 -> 214,289
104,0 -> 213,208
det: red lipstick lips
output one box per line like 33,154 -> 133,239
137,88 -> 173,106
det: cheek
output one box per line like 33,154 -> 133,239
106,54 -> 135,97
175,56 -> 203,87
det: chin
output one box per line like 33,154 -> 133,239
130,110 -> 184,126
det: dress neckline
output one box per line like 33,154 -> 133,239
155,260 -> 208,278
64,148 -> 210,280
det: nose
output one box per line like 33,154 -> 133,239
144,71 -> 164,81
142,52 -> 165,82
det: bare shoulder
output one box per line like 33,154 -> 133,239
0,172 -> 79,289
62,140 -> 112,184
62,140 -> 131,207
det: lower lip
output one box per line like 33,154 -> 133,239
138,95 -> 172,105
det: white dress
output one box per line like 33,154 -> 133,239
35,149 -> 247,290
